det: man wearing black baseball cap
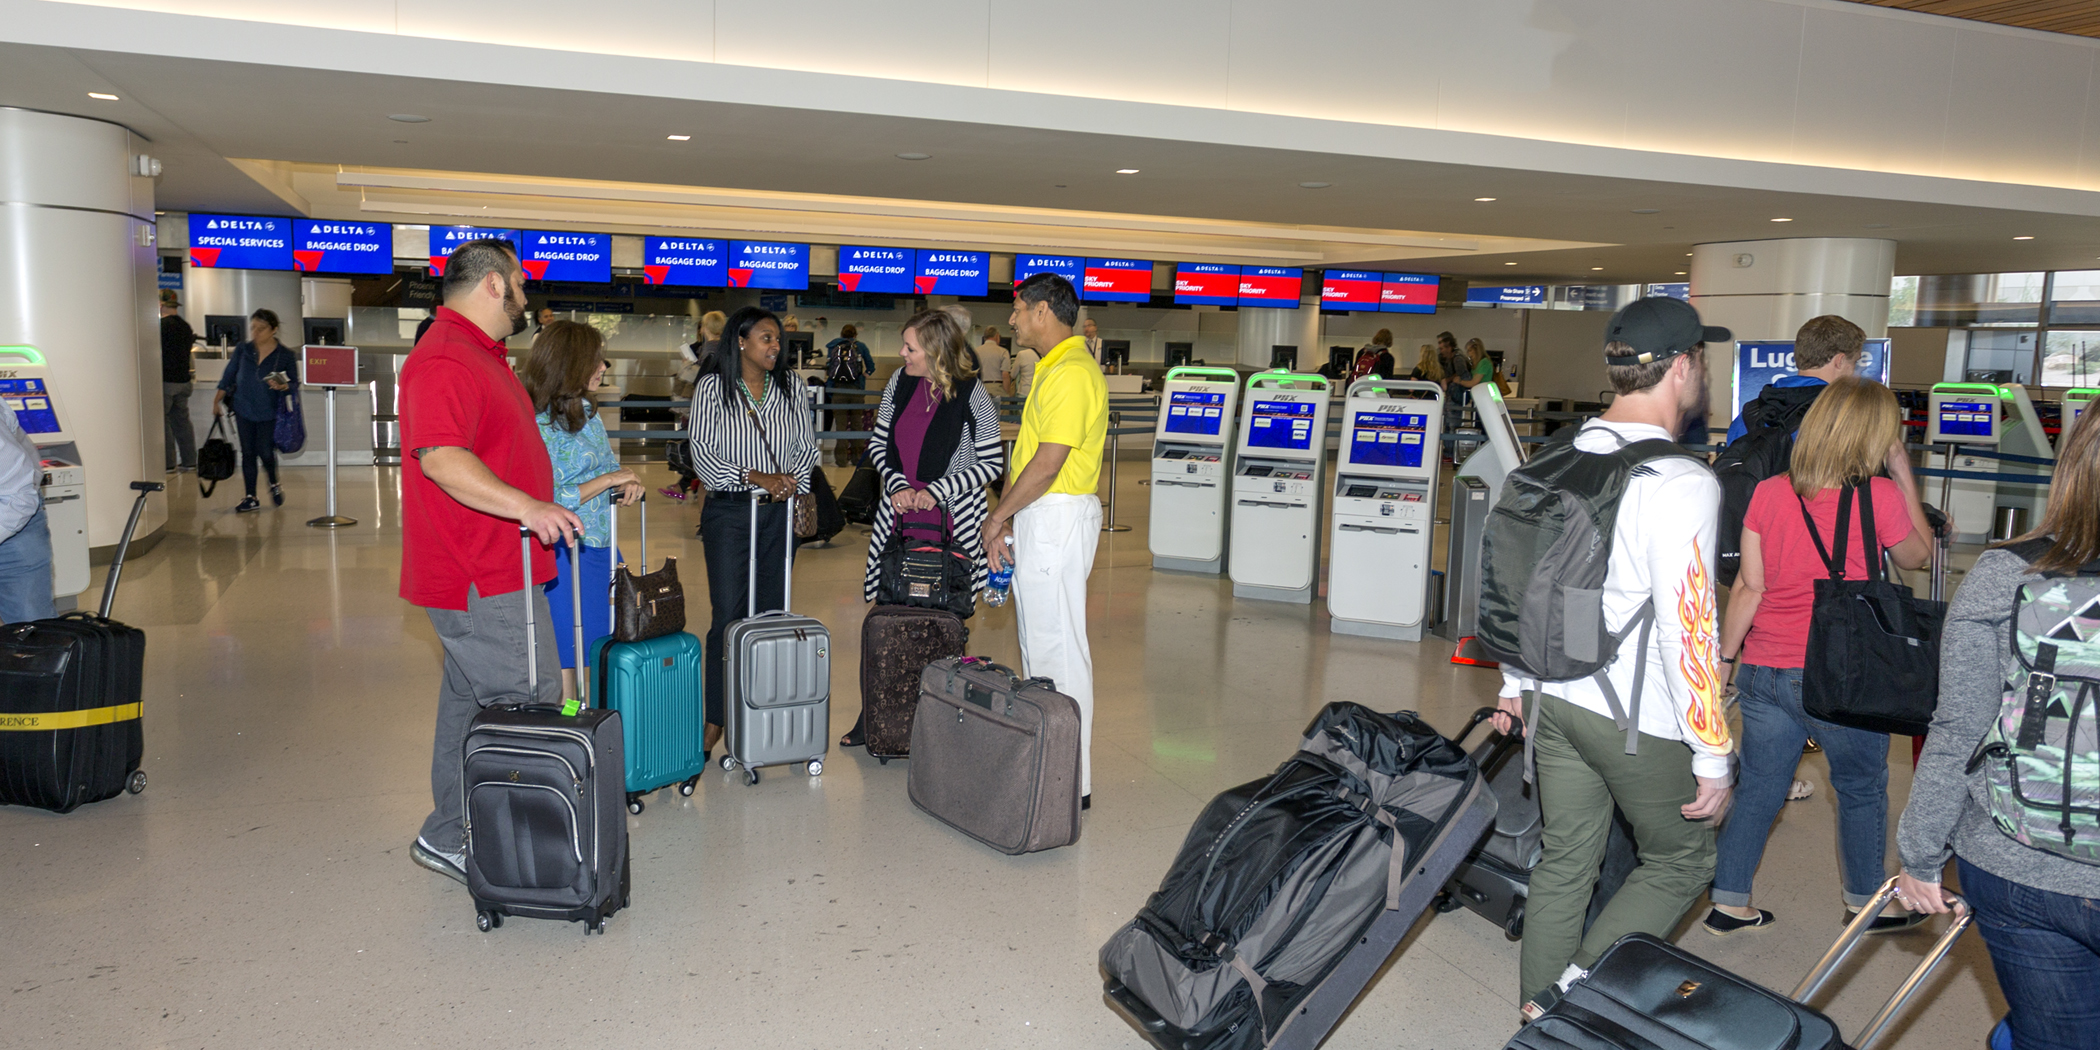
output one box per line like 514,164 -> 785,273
1493,294 -> 1737,1018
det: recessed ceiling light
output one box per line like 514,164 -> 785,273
1590,267 -> 1605,271
1298,181 -> 1330,189
2014,235 -> 2035,241
895,152 -> 930,161
87,92 -> 119,101
1504,262 -> 1519,266
1674,271 -> 1688,276
1115,168 -> 1141,174
1686,253 -> 1694,257
387,114 -> 431,123
666,134 -> 690,141
1770,217 -> 1793,222
1474,197 -> 1497,202
1631,208 -> 1661,215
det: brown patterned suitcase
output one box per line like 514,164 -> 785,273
858,605 -> 966,762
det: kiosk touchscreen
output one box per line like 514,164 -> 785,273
0,348 -> 87,601
1328,380 -> 1443,640
1926,383 -> 2002,446
1229,371 -> 1331,603
1150,366 -> 1241,574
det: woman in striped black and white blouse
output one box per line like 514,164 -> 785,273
840,308 -> 1004,748
687,306 -> 819,755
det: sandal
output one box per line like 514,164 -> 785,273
839,712 -> 867,749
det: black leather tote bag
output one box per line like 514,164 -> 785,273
876,514 -> 975,619
1799,484 -> 1945,736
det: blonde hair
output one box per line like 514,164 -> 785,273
1413,345 -> 1444,383
2007,399 -> 2100,573
900,308 -> 978,400
1789,377 -> 1900,499
1465,337 -> 1487,364
699,310 -> 726,341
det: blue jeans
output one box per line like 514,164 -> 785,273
1960,858 -> 2100,1050
1711,663 -> 1892,909
544,542 -> 619,670
0,503 -> 54,623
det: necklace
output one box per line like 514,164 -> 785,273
739,375 -> 764,407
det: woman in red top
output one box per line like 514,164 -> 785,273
1707,377 -> 1934,934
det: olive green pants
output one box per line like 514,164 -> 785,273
1520,693 -> 1718,1004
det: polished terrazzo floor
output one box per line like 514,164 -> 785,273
4,460 -> 2005,1050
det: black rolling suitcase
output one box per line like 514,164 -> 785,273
0,480 -> 162,813
857,605 -> 966,762
1101,703 -> 1498,1050
1438,706 -> 1639,940
838,461 -> 879,526
461,528 -> 629,934
1510,880 -> 1974,1050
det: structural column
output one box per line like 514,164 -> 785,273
0,108 -> 162,550
1688,237 -> 1896,426
1236,305 -> 1320,370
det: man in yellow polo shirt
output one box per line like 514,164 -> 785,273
985,272 -> 1109,807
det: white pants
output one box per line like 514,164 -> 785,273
1012,493 -> 1102,795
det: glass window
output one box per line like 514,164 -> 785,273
2042,330 -> 2100,388
1978,272 -> 2044,325
1916,273 -> 2041,327
1964,329 -> 2038,384
2049,270 -> 2100,325
1889,275 -> 1918,327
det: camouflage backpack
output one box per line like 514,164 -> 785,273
1970,540 -> 2100,864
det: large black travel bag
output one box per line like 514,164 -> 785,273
0,480 -> 162,813
1509,880 -> 1974,1050
838,461 -> 880,526
858,604 -> 965,762
461,529 -> 629,934
1101,703 -> 1497,1050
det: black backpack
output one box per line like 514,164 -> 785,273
1712,384 -> 1823,586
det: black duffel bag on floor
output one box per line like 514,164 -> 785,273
1799,483 -> 1945,736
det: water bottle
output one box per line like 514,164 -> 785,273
984,536 -> 1015,606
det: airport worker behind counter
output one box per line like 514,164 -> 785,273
161,291 -> 197,473
212,308 -> 297,514
1491,295 -> 1736,1020
985,272 -> 1108,808
397,237 -> 582,886
0,391 -> 54,624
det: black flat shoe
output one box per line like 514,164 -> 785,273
1081,794 -> 1091,811
1848,908 -> 1931,934
1702,907 -> 1775,935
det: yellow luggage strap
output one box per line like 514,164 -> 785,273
0,703 -> 142,731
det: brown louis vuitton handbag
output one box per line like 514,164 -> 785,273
609,496 -> 685,643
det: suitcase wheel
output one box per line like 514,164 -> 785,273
1504,906 -> 1525,941
1432,890 -> 1462,914
678,776 -> 698,797
877,757 -> 889,766
720,754 -> 737,772
806,759 -> 823,777
744,768 -> 760,786
627,793 -> 645,816
476,910 -> 503,933
126,770 -> 147,795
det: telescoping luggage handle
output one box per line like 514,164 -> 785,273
517,524 -> 588,716
1793,877 -> 1973,1050
746,490 -> 797,618
604,490 -> 649,662
97,481 -> 165,618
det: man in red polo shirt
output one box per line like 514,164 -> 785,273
400,238 -> 582,884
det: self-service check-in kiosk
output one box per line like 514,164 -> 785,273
1150,366 -> 1241,574
1927,382 -> 2053,543
0,347 -> 87,601
1439,383 -> 1532,657
1328,379 -> 1443,640
1229,371 -> 1331,603
2066,389 -> 2100,438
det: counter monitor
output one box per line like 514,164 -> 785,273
1248,399 -> 1317,451
1937,400 -> 1996,440
1165,390 -> 1227,436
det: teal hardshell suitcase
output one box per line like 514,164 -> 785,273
579,497 -> 706,815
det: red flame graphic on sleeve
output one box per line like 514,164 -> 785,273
1677,539 -> 1733,751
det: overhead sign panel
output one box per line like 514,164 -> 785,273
1321,270 -> 1383,310
641,237 -> 726,287
1379,273 -> 1440,314
520,230 -> 611,283
1015,254 -> 1083,290
836,245 -> 915,294
914,249 -> 989,296
726,240 -> 809,290
1465,283 -> 1546,306
292,220 -> 391,275
1083,258 -> 1153,303
1239,266 -> 1304,309
188,214 -> 293,270
1174,263 -> 1240,307
428,226 -> 522,276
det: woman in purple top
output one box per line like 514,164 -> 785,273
840,309 -> 1005,747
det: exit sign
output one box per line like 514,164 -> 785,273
302,344 -> 359,387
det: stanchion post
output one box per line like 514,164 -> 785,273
1938,442 -> 1956,534
307,386 -> 356,528
1102,410 -> 1131,533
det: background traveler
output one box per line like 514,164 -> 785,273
397,238 -> 581,885
1725,315 -> 1862,445
1409,344 -> 1444,386
978,325 -> 1011,393
524,320 -> 644,700
840,309 -> 1005,747
985,273 -> 1108,807
688,307 -> 818,757
1709,377 -> 1932,935
211,308 -> 297,514
0,394 -> 54,623
1352,330 -> 1397,383
1493,296 -> 1735,1017
160,291 -> 196,473
1898,405 -> 2100,1050
826,324 -> 875,466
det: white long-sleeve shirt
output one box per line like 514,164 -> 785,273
1500,419 -> 1735,781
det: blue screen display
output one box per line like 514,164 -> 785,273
1937,401 -> 1995,438
1165,390 -> 1226,435
1348,410 -> 1430,468
727,241 -> 809,290
292,220 -> 392,275
1247,399 -> 1316,451
1016,254 -> 1084,290
428,226 -> 522,276
837,245 -> 916,294
520,230 -> 612,283
915,250 -> 989,296
1174,263 -> 1240,307
0,378 -> 59,435
189,214 -> 293,270
642,237 -> 726,287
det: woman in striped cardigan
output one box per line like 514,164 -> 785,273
840,308 -> 1005,747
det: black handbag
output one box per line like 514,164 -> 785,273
877,513 -> 976,619
196,416 -> 237,497
1799,484 -> 1945,736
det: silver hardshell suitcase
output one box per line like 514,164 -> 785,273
720,494 -> 831,785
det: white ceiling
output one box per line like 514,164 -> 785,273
9,37 -> 2100,283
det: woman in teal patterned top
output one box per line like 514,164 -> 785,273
522,321 -> 643,700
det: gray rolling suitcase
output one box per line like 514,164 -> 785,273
907,657 -> 1081,854
720,494 -> 830,785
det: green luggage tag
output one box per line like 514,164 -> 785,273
561,698 -> 581,717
